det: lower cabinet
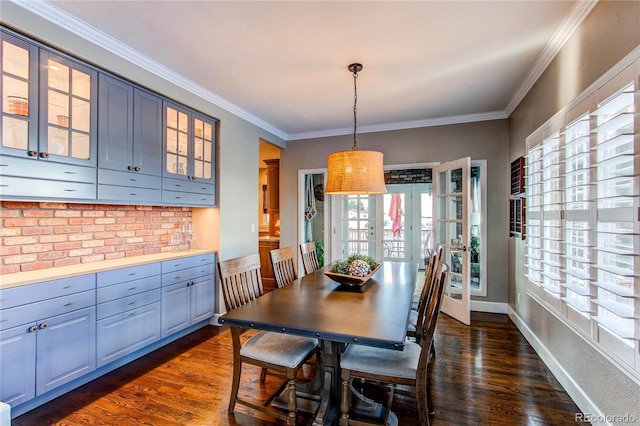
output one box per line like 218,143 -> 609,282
161,253 -> 215,337
0,306 -> 96,406
0,251 -> 216,416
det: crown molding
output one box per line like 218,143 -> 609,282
10,0 -> 289,141
288,111 -> 508,141
504,0 -> 599,116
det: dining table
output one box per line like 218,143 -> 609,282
218,260 -> 419,425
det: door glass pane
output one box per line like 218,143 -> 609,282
3,76 -> 28,114
167,129 -> 177,153
383,193 -> 405,259
71,132 -> 90,160
450,168 -> 463,193
167,107 -> 177,129
48,60 -> 69,92
178,111 -> 188,132
48,91 -> 69,125
204,140 -> 212,162
2,40 -> 29,79
166,153 -> 177,174
194,160 -> 203,178
340,195 -> 376,258
177,156 -> 188,176
71,69 -> 90,99
71,98 -> 90,132
194,138 -> 203,160
48,127 -> 68,156
203,163 -> 211,180
2,116 -> 28,149
178,132 -> 188,156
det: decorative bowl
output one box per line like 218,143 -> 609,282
324,263 -> 381,287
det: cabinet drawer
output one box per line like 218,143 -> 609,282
0,275 -> 95,309
0,156 -> 97,183
1,290 -> 95,330
96,301 -> 161,368
97,288 -> 161,320
0,175 -> 97,201
97,263 -> 161,288
161,263 -> 215,287
162,176 -> 214,195
161,190 -> 214,206
97,275 -> 160,304
98,184 -> 161,204
98,168 -> 161,190
161,253 -> 215,274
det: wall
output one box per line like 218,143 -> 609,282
281,120 -> 510,303
508,1 -> 640,421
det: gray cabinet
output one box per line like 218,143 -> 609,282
161,253 -> 215,336
0,274 -> 96,408
96,263 -> 161,367
98,74 -> 163,204
162,101 -> 217,206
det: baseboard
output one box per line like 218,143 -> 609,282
471,300 -> 508,314
507,306 -> 607,425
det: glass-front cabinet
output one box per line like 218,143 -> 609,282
1,31 -> 38,157
164,101 -> 215,185
0,30 -> 97,166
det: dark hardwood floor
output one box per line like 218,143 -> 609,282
14,312 -> 586,425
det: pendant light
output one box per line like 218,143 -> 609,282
325,63 -> 387,195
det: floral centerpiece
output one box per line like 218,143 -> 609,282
325,254 -> 381,286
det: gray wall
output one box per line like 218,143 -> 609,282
281,120 -> 510,303
508,1 -> 640,422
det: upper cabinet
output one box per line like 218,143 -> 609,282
163,101 -> 217,206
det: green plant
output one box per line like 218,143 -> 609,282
331,253 -> 379,275
470,236 -> 480,264
315,242 -> 324,267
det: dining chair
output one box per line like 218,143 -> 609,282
299,241 -> 320,275
218,253 -> 319,425
408,246 -> 443,340
270,246 -> 298,288
339,261 -> 449,426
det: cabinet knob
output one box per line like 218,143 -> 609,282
38,322 -> 48,329
128,165 -> 134,171
28,325 -> 38,333
27,150 -> 38,157
39,152 -> 49,159
134,166 -> 140,172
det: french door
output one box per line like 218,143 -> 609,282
332,194 -> 383,261
433,157 -> 471,325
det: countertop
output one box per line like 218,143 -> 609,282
0,249 -> 216,289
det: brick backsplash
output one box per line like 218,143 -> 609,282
0,202 -> 192,274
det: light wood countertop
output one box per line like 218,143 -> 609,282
0,249 -> 216,290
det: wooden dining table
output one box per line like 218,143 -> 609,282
218,260 -> 419,425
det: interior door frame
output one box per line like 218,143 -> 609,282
297,169 -> 331,273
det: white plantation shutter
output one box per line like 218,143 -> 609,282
525,58 -> 639,378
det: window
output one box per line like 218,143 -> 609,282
525,59 -> 639,379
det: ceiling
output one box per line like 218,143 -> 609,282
30,1 -> 592,141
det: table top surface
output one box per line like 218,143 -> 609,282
219,261 -> 418,350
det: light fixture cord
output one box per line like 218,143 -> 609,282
352,68 -> 359,150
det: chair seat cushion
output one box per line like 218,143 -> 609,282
241,331 -> 318,368
341,341 -> 421,380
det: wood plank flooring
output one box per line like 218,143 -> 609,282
14,312 -> 587,425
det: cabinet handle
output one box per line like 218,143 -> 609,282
63,189 -> 77,192
39,152 -> 49,159
63,285 -> 72,289
64,302 -> 74,307
28,325 -> 38,333
128,301 -> 137,305
129,272 -> 137,276
129,287 -> 137,290
128,165 -> 134,171
38,323 -> 48,329
134,166 -> 140,172
28,150 -> 38,157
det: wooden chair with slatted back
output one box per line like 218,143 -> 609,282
270,246 -> 297,288
218,254 -> 319,425
408,246 -> 443,340
300,241 -> 320,275
339,261 -> 450,426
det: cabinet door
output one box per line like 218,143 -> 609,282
39,49 -> 97,167
164,100 -> 191,181
96,301 -> 161,367
192,111 -> 216,186
161,281 -> 190,337
0,30 -> 39,158
35,307 -> 96,396
0,324 -> 36,406
134,88 -> 163,176
190,274 -> 215,324
98,73 -> 134,172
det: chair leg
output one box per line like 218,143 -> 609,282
259,367 -> 268,383
286,369 -> 297,425
228,342 -> 242,413
416,378 -> 430,426
339,369 -> 351,425
430,342 -> 436,358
